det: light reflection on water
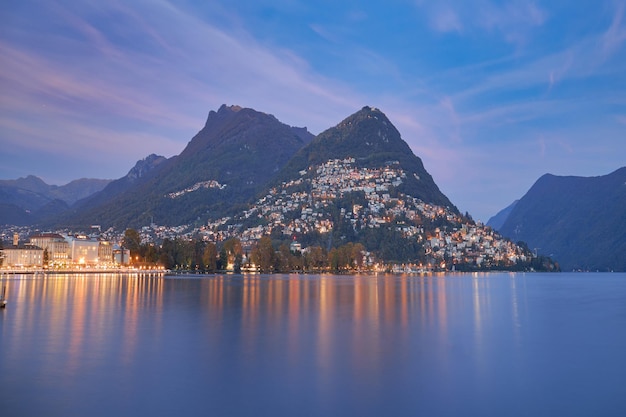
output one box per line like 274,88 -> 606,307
1,272 -> 625,416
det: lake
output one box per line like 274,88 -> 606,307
1,272 -> 625,416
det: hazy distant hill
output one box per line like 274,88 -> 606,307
497,167 -> 626,271
487,200 -> 518,230
72,154 -> 168,211
0,176 -> 111,226
57,105 -> 313,229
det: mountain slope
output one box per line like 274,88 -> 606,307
58,105 -> 311,228
276,106 -> 456,210
498,167 -> 626,271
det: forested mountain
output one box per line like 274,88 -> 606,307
496,167 -> 626,271
53,105 -> 313,229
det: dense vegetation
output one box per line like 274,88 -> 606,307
123,229 -> 372,273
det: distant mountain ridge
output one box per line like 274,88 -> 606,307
495,167 -> 626,271
0,176 -> 111,226
0,175 -> 111,206
487,200 -> 518,230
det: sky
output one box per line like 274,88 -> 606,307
1,0 -> 625,222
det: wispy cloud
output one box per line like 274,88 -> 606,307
0,0 -> 364,169
430,6 -> 463,33
602,1 -> 626,59
417,0 -> 547,44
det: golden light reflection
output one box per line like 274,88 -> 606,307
2,271 -> 507,392
1,272 -> 165,381
287,275 -> 302,367
317,275 -> 334,377
240,275 -> 261,362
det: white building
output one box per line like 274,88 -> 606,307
67,235 -> 100,265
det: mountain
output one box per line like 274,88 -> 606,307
487,200 -> 518,230
275,106 -> 455,210
58,105 -> 313,228
497,167 -> 626,271
0,176 -> 111,226
212,106 -> 546,269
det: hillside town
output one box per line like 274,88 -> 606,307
196,157 -> 531,271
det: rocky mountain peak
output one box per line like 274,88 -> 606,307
126,154 -> 167,181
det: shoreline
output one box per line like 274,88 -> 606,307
0,268 -> 166,276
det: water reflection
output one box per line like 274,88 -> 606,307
2,272 -> 624,417
2,273 -> 518,379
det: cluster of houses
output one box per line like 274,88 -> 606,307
166,180 -> 226,199
200,158 -> 412,243
0,233 -> 130,269
201,158 -> 440,241
424,225 -> 528,269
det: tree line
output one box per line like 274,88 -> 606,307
122,229 -> 368,273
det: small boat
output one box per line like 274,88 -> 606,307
0,286 -> 6,308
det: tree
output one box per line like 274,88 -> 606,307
329,248 -> 340,271
251,236 -> 275,273
223,238 -> 243,272
203,242 -> 218,272
159,252 -> 174,269
143,244 -> 159,264
123,228 -> 141,258
277,243 -> 292,272
218,248 -> 228,271
193,239 -> 205,270
351,243 -> 365,269
305,246 -> 326,271
233,253 -> 243,273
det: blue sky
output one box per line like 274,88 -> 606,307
1,0 -> 625,222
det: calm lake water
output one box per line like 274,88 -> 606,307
1,272 -> 625,416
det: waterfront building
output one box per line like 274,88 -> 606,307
67,235 -> 100,265
1,245 -> 44,268
29,233 -> 70,265
98,241 -> 114,264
